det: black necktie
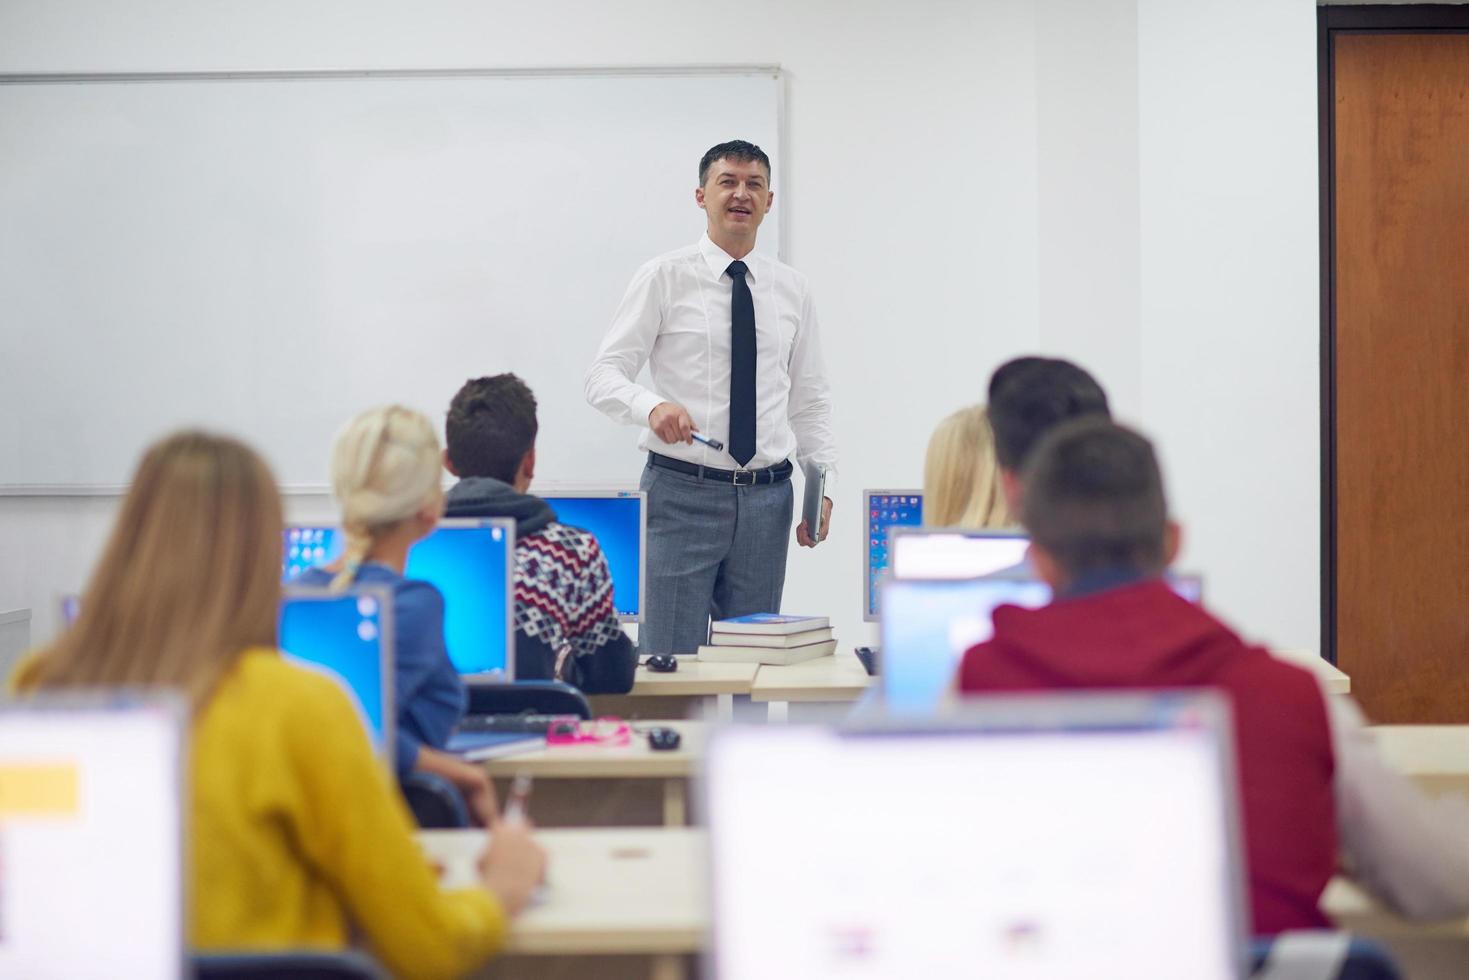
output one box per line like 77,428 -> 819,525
727,260 -> 756,467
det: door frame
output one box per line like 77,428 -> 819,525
1318,5 -> 1469,665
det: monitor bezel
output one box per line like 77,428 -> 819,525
538,488 -> 647,624
279,583 -> 397,765
862,488 -> 923,623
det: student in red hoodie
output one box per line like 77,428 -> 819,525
958,417 -> 1469,935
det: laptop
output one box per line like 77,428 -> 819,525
541,490 -> 646,622
284,518 -> 518,678
279,585 -> 395,762
879,572 -> 1206,713
0,697 -> 186,978
705,692 -> 1247,979
862,489 -> 923,621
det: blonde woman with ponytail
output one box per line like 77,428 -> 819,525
15,431 -> 544,979
923,404 -> 1012,530
294,405 -> 498,825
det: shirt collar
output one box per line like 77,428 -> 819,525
699,232 -> 759,284
1055,565 -> 1154,600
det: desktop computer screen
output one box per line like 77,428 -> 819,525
890,527 -> 1030,580
284,519 -> 516,678
404,519 -> 516,678
706,696 -> 1243,980
279,585 -> 394,759
542,491 -> 645,621
879,573 -> 1207,713
863,489 -> 923,621
0,699 -> 185,979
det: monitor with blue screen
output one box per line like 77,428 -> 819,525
863,489 -> 923,622
284,518 -> 516,678
279,585 -> 394,761
879,572 -> 1206,713
541,490 -> 645,622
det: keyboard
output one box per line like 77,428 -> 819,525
454,713 -> 580,734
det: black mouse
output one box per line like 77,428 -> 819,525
646,727 -> 682,751
645,654 -> 679,673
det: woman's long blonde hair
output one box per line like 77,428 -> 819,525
923,404 -> 1011,529
27,432 -> 283,709
328,405 -> 443,591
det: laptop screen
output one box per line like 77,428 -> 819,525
890,528 -> 1030,580
706,700 -> 1241,980
542,492 -> 644,621
279,586 -> 393,760
863,490 -> 923,621
0,700 -> 184,978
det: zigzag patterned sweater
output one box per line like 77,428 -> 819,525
445,477 -> 637,694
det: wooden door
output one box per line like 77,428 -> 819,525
1334,32 -> 1469,723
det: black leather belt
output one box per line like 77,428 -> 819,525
648,452 -> 793,486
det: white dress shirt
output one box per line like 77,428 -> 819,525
585,233 -> 838,484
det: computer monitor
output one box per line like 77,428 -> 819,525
879,573 -> 1207,713
279,585 -> 395,761
863,489 -> 923,621
405,518 -> 516,679
283,518 -> 517,678
0,698 -> 185,978
541,490 -> 646,622
705,694 -> 1245,980
889,527 -> 1030,580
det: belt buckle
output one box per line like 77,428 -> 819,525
732,468 -> 756,487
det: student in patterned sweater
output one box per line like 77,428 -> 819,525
443,374 -> 637,693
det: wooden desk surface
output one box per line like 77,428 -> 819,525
483,721 -> 705,780
1273,648 -> 1351,694
750,652 -> 873,703
419,827 -> 705,955
628,659 -> 759,696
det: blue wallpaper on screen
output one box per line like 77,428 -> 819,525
405,524 -> 511,676
278,592 -> 388,753
543,495 -> 642,617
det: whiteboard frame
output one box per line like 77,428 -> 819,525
0,64 -> 788,495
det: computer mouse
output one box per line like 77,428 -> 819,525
646,727 -> 682,751
645,654 -> 679,673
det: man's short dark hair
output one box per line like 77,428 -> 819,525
987,356 -> 1111,470
1021,418 -> 1168,577
445,374 -> 538,483
699,140 -> 771,186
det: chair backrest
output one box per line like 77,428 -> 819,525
193,951 -> 385,979
398,770 -> 471,829
464,679 -> 593,719
1249,933 -> 1401,980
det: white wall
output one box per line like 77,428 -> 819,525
0,0 -> 1321,655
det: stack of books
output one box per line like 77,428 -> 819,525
697,613 -> 836,666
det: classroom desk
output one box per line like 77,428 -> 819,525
1274,648 -> 1351,695
483,721 -> 705,826
1322,879 -> 1469,979
750,651 -> 873,721
419,827 -> 704,980
589,660 -> 758,722
1370,725 -> 1469,799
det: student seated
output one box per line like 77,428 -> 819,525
442,374 -> 636,693
923,403 -> 1010,529
958,418 -> 1469,934
13,431 -> 544,979
986,354 -> 1111,513
294,405 -> 495,824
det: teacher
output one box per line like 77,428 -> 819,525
584,139 -> 838,656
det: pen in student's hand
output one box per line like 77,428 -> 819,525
690,431 -> 725,452
503,773 -> 533,824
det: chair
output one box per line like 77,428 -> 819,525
193,951 -> 385,979
399,770 -> 471,829
1250,933 -> 1401,980
464,679 -> 593,719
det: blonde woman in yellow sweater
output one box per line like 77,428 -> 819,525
922,403 -> 1011,529
16,431 -> 544,979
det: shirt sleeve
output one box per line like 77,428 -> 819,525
785,282 -> 839,495
393,581 -> 459,778
564,540 -> 637,695
584,261 -> 669,428
1327,682 -> 1469,919
283,676 -> 507,980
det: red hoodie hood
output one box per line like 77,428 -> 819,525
978,579 -> 1255,689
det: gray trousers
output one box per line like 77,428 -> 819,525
638,459 -> 794,655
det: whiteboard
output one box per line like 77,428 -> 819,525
0,68 -> 783,490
